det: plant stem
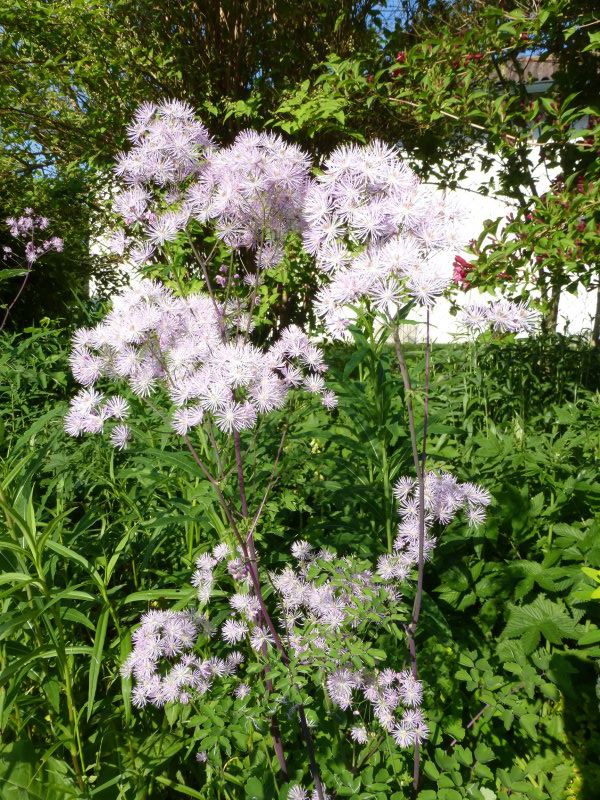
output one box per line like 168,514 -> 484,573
393,311 -> 431,793
355,733 -> 385,771
411,309 -> 430,631
448,681 -> 525,748
183,435 -> 243,544
230,429 -> 289,778
392,330 -> 421,476
232,430 -> 326,797
232,431 -> 249,517
0,264 -> 31,331
382,445 -> 393,554
298,704 -> 326,800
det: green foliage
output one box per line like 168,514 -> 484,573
267,1 -> 600,336
1,321 -> 599,797
0,0 -> 387,325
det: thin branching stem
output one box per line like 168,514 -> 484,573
392,310 -> 431,792
246,426 -> 287,544
0,267 -> 31,331
182,435 -> 243,545
392,329 -> 421,476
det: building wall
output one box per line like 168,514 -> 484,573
399,141 -> 595,343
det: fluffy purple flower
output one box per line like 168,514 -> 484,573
249,627 -> 274,652
288,787 -> 308,800
187,129 -> 312,265
221,619 -> 248,644
390,470 -> 491,569
109,424 -> 131,450
304,141 -> 467,336
4,211 -> 63,265
460,299 -> 538,334
350,725 -> 368,744
326,669 -> 360,710
65,281 -> 332,445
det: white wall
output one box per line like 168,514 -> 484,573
399,142 -> 595,343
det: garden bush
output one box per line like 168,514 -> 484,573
0,99 -> 598,800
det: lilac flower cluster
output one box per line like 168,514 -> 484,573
108,99 -> 540,352
186,129 -> 312,267
327,667 -> 429,747
64,278 -> 335,445
114,101 -> 212,216
376,471 -> 492,581
111,101 -> 312,273
460,299 -> 540,334
124,540 -> 417,751
120,543 -> 256,709
120,609 -> 244,709
123,469 -> 491,757
273,544 -> 394,640
111,100 -> 214,266
303,142 -> 466,339
288,786 -> 330,800
4,210 -> 63,264
267,542 -> 428,746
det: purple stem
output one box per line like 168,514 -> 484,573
448,682 -> 525,748
233,428 -> 325,798
185,240 -> 320,793
183,434 -> 243,544
0,264 -> 32,331
393,310 -> 431,793
233,430 -> 249,517
231,429 -> 289,777
298,704 -> 326,800
411,310 -> 430,631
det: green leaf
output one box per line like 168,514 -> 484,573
474,743 -> 496,764
502,596 -> 583,654
423,760 -> 440,780
245,777 -> 264,799
154,776 -> 205,798
0,269 -> 27,283
87,606 -> 109,720
123,588 -> 195,604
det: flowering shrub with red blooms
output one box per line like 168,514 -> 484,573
452,254 -> 473,288
470,163 -> 600,336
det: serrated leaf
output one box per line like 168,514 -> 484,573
502,596 -> 583,654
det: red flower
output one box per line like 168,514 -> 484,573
453,255 -> 474,287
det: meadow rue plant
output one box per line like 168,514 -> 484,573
65,100 -> 338,795
63,99 -> 534,796
64,279 -> 332,446
304,141 -> 466,340
1,209 -> 63,330
460,298 -> 540,335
